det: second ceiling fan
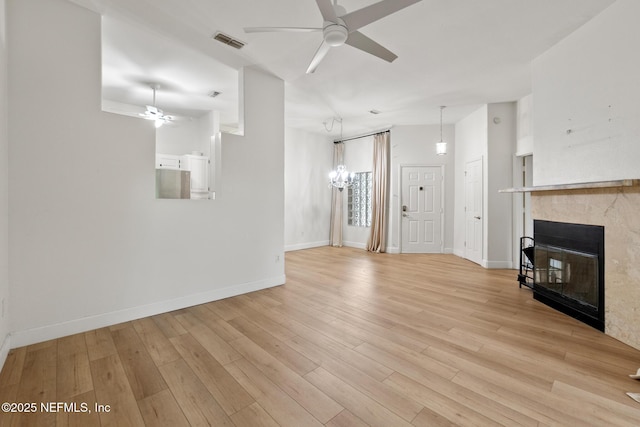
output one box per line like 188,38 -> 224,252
244,0 -> 422,73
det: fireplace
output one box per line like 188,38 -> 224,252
533,220 -> 605,331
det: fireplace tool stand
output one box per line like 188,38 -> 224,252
518,236 -> 535,289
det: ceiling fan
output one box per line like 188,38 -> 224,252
244,0 -> 422,73
139,84 -> 173,128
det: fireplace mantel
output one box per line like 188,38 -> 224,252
499,179 -> 640,193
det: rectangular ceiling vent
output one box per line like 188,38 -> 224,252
212,32 -> 245,49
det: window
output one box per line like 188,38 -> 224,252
348,172 -> 372,227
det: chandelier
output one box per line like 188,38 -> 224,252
329,164 -> 354,192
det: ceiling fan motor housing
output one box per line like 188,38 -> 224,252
323,22 -> 348,46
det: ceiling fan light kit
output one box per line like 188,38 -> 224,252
139,85 -> 173,128
324,23 -> 348,46
244,0 -> 422,73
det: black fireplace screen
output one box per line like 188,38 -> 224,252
533,220 -> 604,331
534,245 -> 598,309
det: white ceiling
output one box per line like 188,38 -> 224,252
74,0 -> 615,139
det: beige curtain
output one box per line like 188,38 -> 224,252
329,143 -> 345,247
367,132 -> 390,253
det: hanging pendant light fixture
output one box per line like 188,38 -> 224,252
436,106 -> 447,155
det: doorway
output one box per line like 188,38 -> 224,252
400,166 -> 444,253
464,158 -> 483,265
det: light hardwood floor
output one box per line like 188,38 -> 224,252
1,246 -> 640,426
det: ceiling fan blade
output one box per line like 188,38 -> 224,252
345,31 -> 397,63
306,41 -> 332,74
341,0 -> 421,32
244,26 -> 321,33
315,0 -> 338,22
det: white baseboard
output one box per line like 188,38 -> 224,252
383,247 -> 453,255
342,241 -> 367,250
10,275 -> 286,348
0,334 -> 10,372
482,260 -> 514,269
285,240 -> 329,252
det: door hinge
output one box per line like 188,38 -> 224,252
464,241 -> 466,247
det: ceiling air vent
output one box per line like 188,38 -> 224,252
212,32 -> 245,49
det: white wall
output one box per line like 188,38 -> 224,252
156,113 -> 210,156
532,0 -> 640,186
516,94 -> 533,156
388,125 -> 455,253
454,103 -> 515,268
0,0 -> 10,365
7,0 -> 284,346
486,103 -> 516,268
284,127 -> 333,251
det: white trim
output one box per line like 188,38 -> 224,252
285,240 -> 330,252
386,246 -> 400,254
0,334 -> 10,371
483,260 -> 514,269
10,275 -> 285,348
343,241 -> 367,250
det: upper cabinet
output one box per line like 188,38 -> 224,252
156,154 -> 182,170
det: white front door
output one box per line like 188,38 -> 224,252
401,166 -> 443,253
465,158 -> 483,265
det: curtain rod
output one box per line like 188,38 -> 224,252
334,129 -> 390,144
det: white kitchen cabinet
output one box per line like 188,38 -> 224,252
181,154 -> 209,198
156,154 -> 182,170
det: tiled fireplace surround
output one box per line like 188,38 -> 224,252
531,186 -> 640,350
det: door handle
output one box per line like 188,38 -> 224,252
474,216 -> 481,220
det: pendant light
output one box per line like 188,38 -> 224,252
436,106 -> 447,155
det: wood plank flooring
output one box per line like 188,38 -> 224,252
1,246 -> 640,426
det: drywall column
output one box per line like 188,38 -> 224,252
0,0 -> 10,364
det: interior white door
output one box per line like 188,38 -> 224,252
465,158 -> 483,265
401,166 -> 443,253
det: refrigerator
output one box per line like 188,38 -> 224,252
156,169 -> 191,199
